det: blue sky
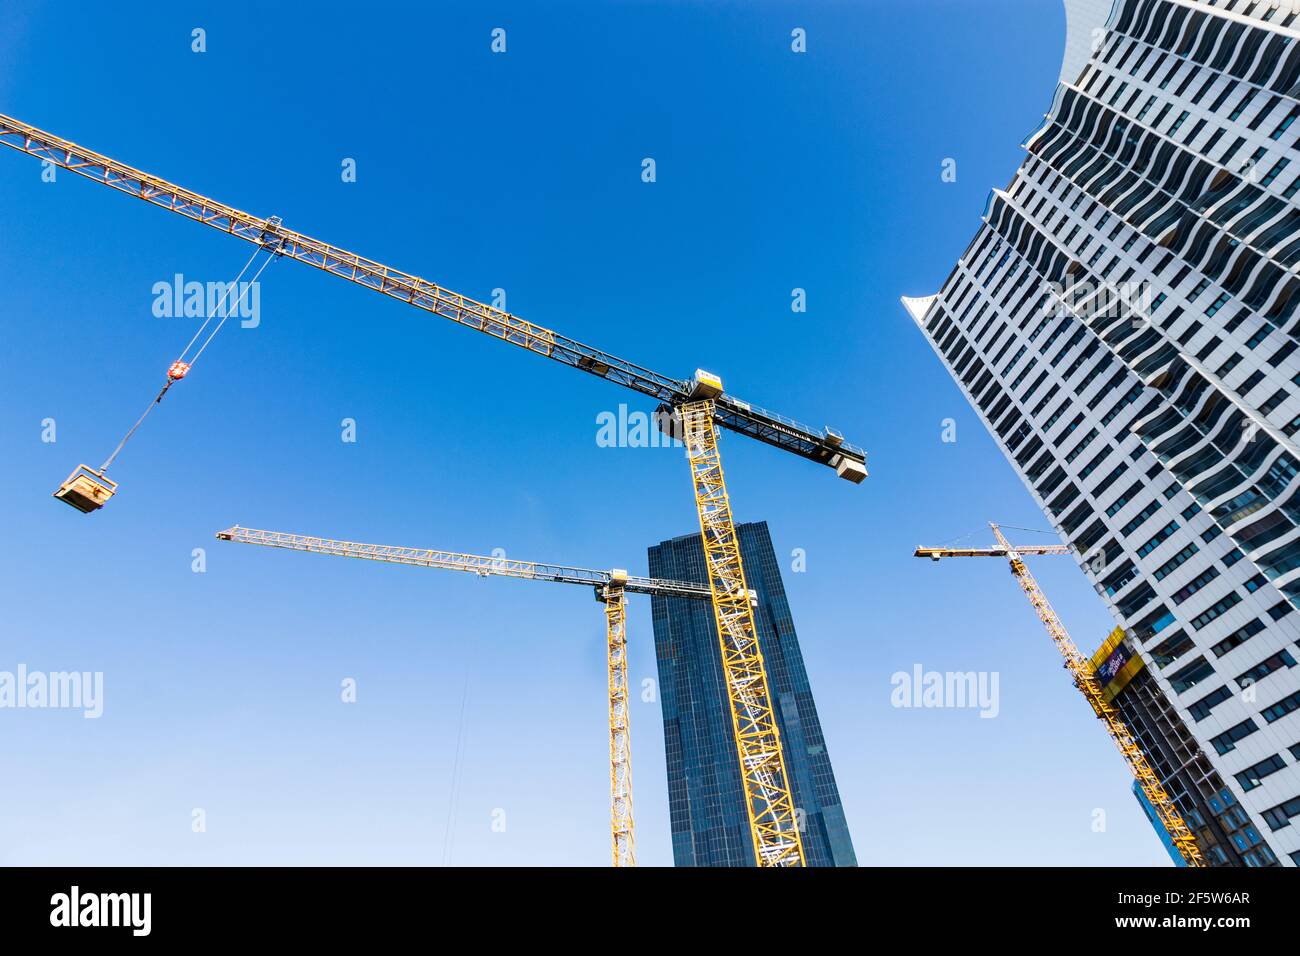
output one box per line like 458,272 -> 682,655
0,0 -> 1172,866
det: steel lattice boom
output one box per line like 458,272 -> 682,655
216,526 -> 711,600
915,523 -> 1205,867
0,112 -> 866,479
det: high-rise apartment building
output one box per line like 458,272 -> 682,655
905,0 -> 1300,865
647,521 -> 856,867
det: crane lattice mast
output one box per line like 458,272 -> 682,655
601,579 -> 634,867
915,522 -> 1205,868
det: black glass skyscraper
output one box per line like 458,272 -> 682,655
647,521 -> 856,867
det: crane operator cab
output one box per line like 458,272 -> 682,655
53,465 -> 118,514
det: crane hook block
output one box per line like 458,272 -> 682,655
167,361 -> 191,381
53,464 -> 119,514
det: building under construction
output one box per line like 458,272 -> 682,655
1088,628 -> 1262,866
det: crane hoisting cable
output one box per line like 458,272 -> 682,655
53,241 -> 280,514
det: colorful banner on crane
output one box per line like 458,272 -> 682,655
1088,626 -> 1145,703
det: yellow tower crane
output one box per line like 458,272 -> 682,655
0,113 -> 868,865
216,525 -> 718,867
914,522 -> 1205,867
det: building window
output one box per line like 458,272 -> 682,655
1235,754 -> 1287,792
1169,656 -> 1214,693
1270,109 -> 1297,141
1210,719 -> 1260,755
1119,500 -> 1161,535
1064,428 -> 1099,464
1262,690 -> 1300,723
1246,326 -> 1273,350
1189,591 -> 1243,630
1189,685 -> 1232,721
1261,796 -> 1300,832
1260,389 -> 1288,416
1138,521 -> 1180,557
1217,353 -> 1243,376
1261,157 -> 1291,187
1172,566 -> 1220,604
1205,292 -> 1232,317
1153,543 -> 1199,580
1105,484 -> 1142,518
1211,619 -> 1265,657
1239,369 -> 1265,394
1236,649 -> 1298,686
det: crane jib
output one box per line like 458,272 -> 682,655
214,527 -> 712,600
0,112 -> 865,478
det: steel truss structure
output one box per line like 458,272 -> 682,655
602,581 -> 635,867
916,523 -> 1205,867
681,401 -> 804,866
0,113 -> 865,475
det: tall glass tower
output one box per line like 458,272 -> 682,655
647,521 -> 856,867
904,0 -> 1300,866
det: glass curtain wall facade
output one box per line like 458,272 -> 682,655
647,521 -> 856,867
904,0 -> 1300,866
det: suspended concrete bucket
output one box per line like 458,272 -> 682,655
53,464 -> 118,514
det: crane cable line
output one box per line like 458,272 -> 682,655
185,248 -> 275,366
99,247 -> 276,473
932,525 -> 1057,550
441,635 -> 478,867
173,245 -> 264,366
995,523 -> 1058,537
